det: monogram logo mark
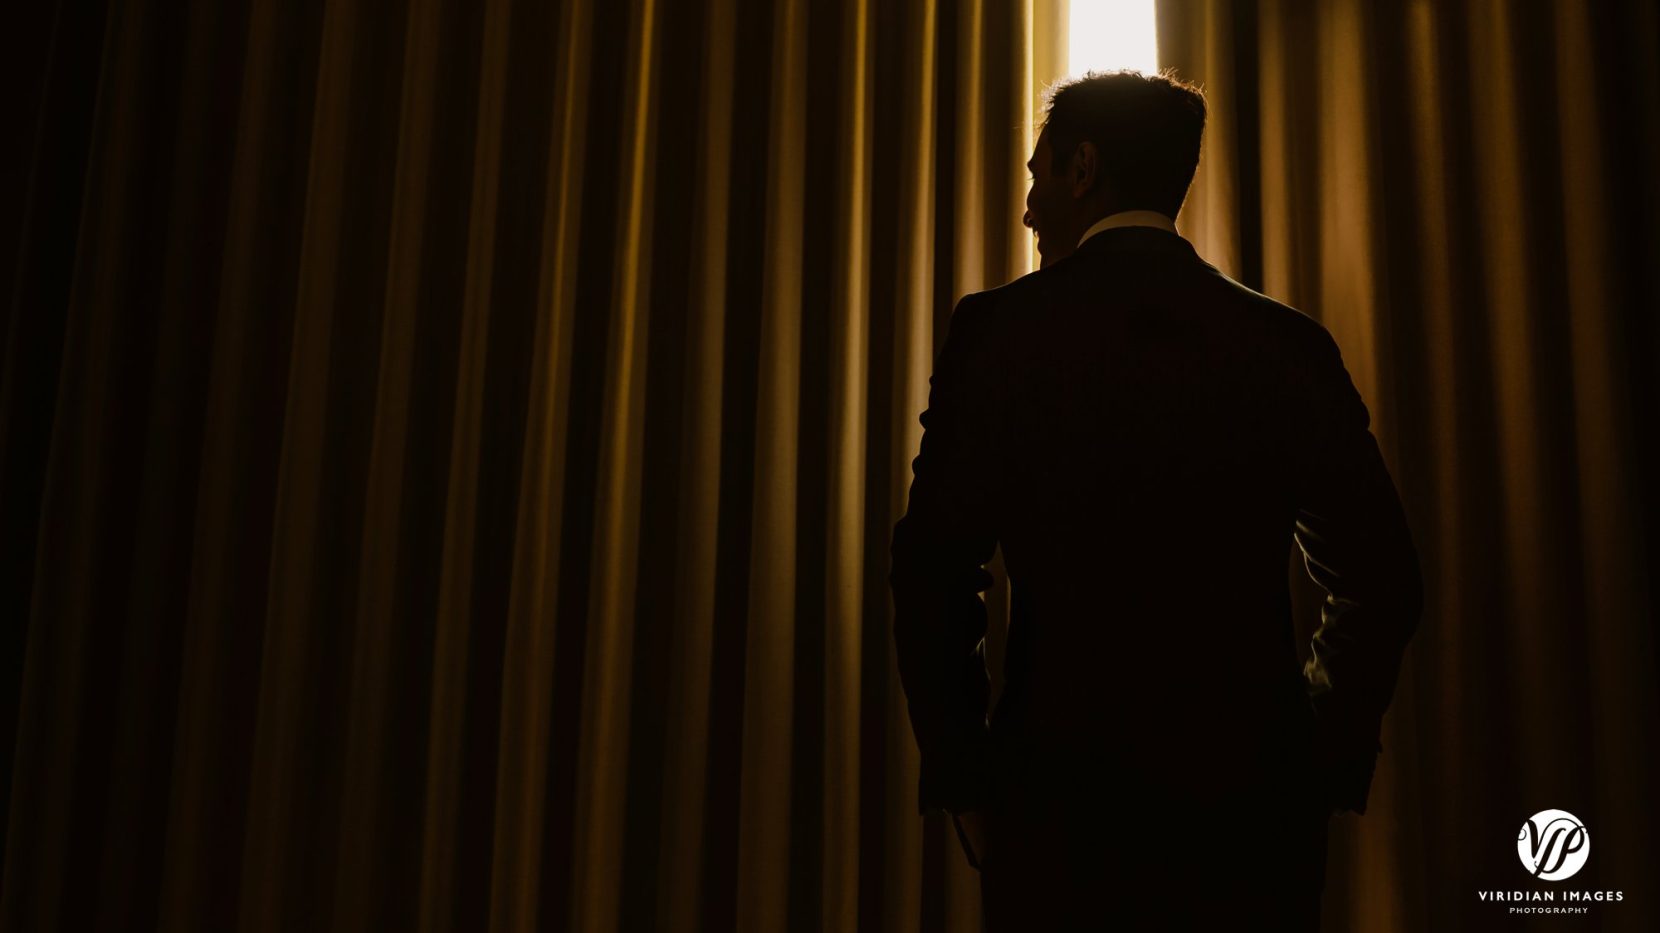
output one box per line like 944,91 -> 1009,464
1517,810 -> 1590,881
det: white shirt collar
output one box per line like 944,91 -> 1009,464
1076,209 -> 1179,249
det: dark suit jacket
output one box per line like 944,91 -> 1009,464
890,225 -> 1423,824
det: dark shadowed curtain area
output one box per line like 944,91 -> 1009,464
1160,1 -> 1660,930
0,0 -> 1032,931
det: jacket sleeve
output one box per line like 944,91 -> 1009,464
1291,325 -> 1424,816
890,294 -> 1001,818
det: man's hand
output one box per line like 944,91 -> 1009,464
954,809 -> 989,868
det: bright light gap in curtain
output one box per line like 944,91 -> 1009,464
1068,0 -> 1159,76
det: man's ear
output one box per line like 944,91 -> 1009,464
1070,140 -> 1098,198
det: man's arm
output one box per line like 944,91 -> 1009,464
890,294 -> 1001,818
1291,326 -> 1425,816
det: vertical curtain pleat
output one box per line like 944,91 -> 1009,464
735,0 -> 805,924
236,0 -> 363,925
485,0 -> 575,918
516,0 -> 590,924
1158,0 -> 1245,278
1460,4 -> 1571,823
651,0 -> 733,927
329,0 -> 440,925
951,0 -> 986,305
823,0 -> 871,928
571,0 -> 661,925
1552,2 -> 1659,920
156,0 -> 321,925
883,3 -> 936,929
3,0 -> 132,926
417,0 -> 510,924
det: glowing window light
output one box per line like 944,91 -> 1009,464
1067,0 -> 1159,76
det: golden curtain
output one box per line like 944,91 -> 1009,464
1,0 -> 1033,931
1160,1 -> 1660,930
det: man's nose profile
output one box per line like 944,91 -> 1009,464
889,69 -> 1422,933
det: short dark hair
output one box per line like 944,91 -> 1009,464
1041,69 -> 1207,217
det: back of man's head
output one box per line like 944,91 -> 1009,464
1042,69 -> 1207,218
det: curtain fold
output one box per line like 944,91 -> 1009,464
1,0 -> 1033,931
1160,2 -> 1660,930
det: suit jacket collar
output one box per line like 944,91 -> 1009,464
1071,224 -> 1199,260
1076,209 -> 1178,246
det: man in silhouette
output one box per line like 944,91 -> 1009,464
890,70 -> 1423,930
